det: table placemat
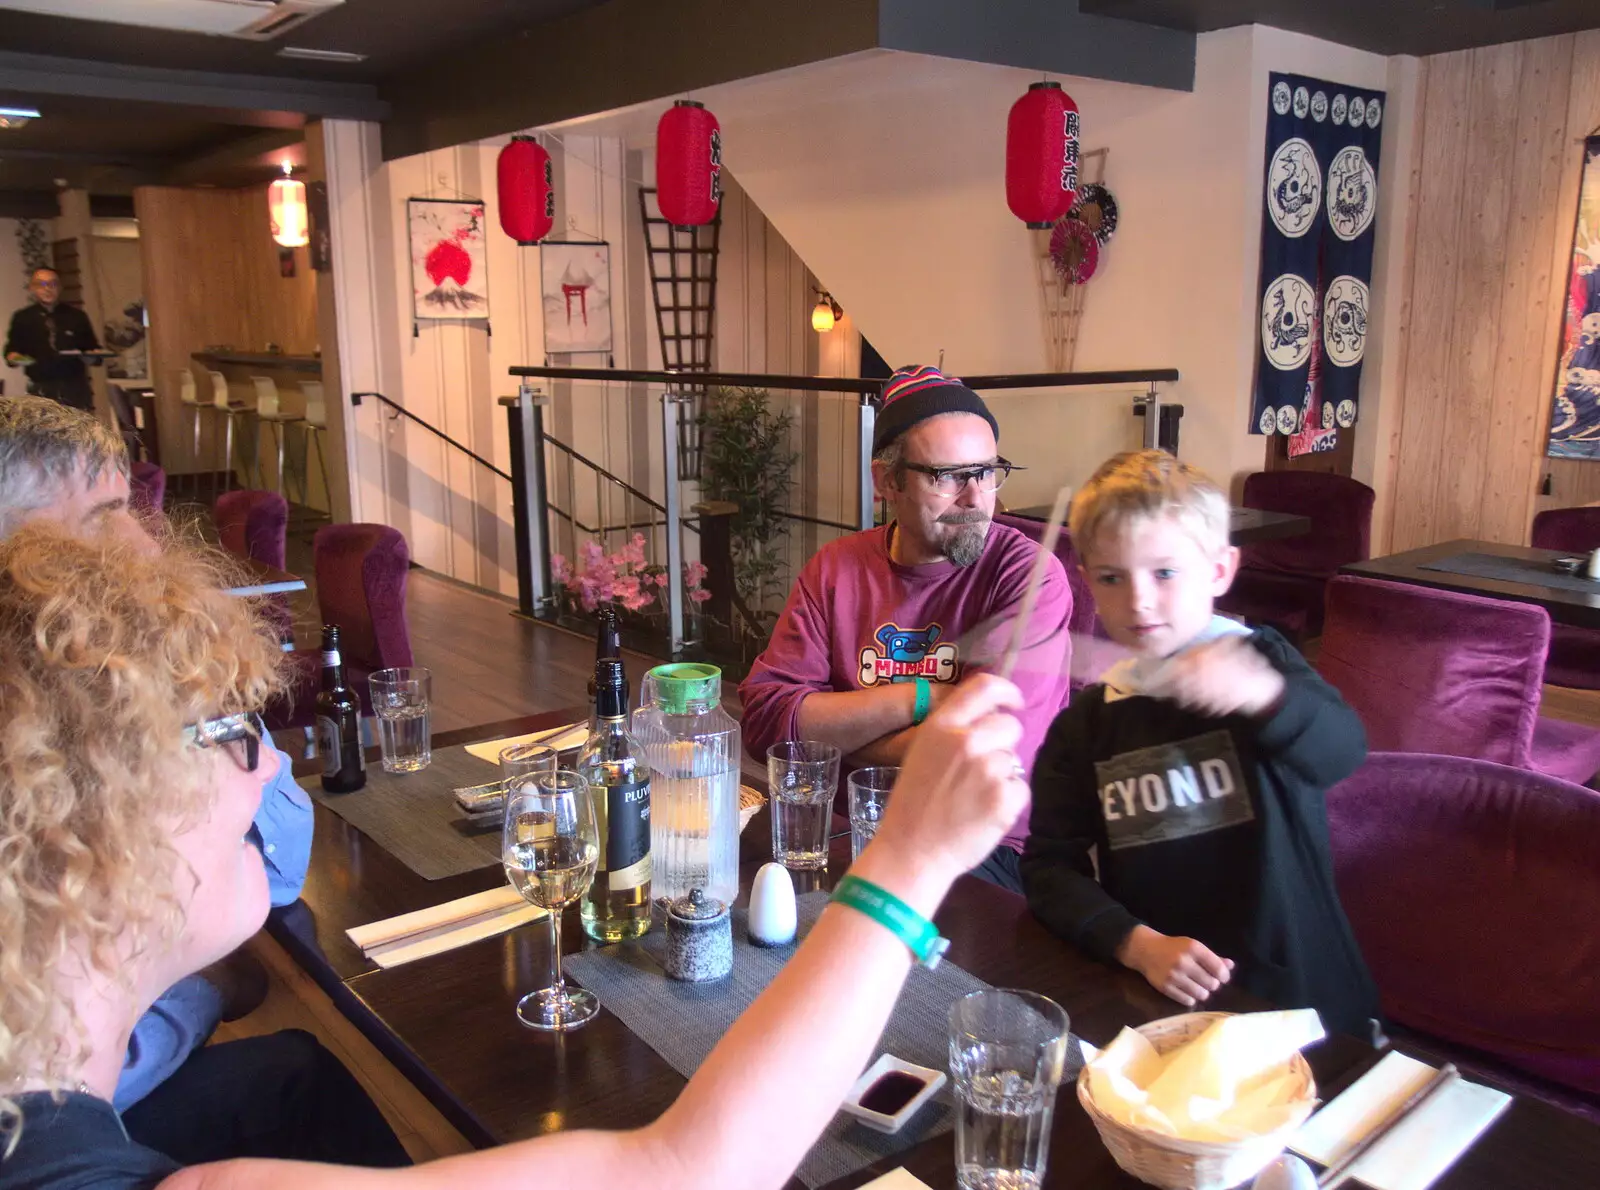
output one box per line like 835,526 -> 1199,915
564,892 -> 1085,1189
303,743 -> 502,880
1418,552 -> 1600,596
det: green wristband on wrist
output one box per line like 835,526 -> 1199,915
911,676 -> 932,726
831,874 -> 949,969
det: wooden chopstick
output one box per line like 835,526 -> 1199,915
999,485 -> 1071,681
1315,1062 -> 1459,1187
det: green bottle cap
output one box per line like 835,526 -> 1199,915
648,662 -> 721,714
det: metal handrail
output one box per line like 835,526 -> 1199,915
545,433 -> 666,516
508,364 -> 1182,394
350,391 -> 512,482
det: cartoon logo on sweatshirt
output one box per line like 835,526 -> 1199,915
858,622 -> 960,687
1093,731 -> 1255,851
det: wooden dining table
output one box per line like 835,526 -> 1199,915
1341,538 -> 1600,630
271,709 -> 1600,1189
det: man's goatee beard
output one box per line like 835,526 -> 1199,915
943,520 -> 989,568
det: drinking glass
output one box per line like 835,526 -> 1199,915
500,742 -> 557,792
767,740 -> 841,870
369,667 -> 432,773
503,769 -> 601,1032
847,766 -> 898,860
948,989 -> 1071,1190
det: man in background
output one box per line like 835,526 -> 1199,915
4,266 -> 102,410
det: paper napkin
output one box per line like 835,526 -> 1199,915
857,1170 -> 934,1190
347,886 -> 545,968
463,722 -> 587,764
1291,1051 -> 1511,1190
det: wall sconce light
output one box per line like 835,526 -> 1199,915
812,290 -> 842,333
269,161 -> 309,248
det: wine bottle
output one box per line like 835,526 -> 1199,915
586,605 -> 621,711
578,656 -> 653,942
315,624 -> 366,793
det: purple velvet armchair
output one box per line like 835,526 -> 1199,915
1327,752 -> 1600,1113
128,461 -> 166,518
265,523 -> 415,730
1215,471 -> 1374,640
1316,575 -> 1600,786
214,489 -> 292,643
1531,507 -> 1600,690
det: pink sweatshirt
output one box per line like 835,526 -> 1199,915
739,522 -> 1072,851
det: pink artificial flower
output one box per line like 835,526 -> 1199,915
613,575 -> 641,601
623,532 -> 648,568
653,572 -> 670,587
580,539 -> 605,568
689,588 -> 712,604
685,559 -> 709,588
622,587 -> 656,612
551,553 -> 571,584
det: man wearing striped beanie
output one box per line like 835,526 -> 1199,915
740,365 -> 1071,892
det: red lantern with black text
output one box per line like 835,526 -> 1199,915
1006,82 -> 1080,228
656,100 -> 722,228
497,135 -> 554,245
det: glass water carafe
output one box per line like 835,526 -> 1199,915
632,662 -> 741,906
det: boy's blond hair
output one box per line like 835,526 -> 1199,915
1069,450 -> 1231,560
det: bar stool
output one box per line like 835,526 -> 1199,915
178,369 -> 206,475
207,370 -> 257,493
301,380 -> 332,513
251,376 -> 305,500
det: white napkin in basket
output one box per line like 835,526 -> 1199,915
347,886 -> 545,968
1087,1010 -> 1323,1142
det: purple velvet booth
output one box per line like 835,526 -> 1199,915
1317,575 -> 1600,786
266,524 -> 415,730
128,461 -> 166,517
1327,752 -> 1600,1118
994,512 -> 1094,690
1531,507 -> 1600,690
1215,471 -> 1375,641
214,489 -> 292,644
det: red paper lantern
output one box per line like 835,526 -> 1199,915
497,135 -> 554,245
656,100 -> 722,227
1006,82 -> 1081,228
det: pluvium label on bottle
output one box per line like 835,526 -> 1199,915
603,777 -> 652,889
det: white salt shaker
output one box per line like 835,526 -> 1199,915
1589,547 -> 1600,580
748,862 -> 797,947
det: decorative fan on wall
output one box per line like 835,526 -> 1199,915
1049,217 -> 1100,285
1069,183 -> 1119,246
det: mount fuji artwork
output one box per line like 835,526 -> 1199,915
408,198 -> 490,321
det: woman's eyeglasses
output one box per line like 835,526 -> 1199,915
900,458 -> 1020,497
184,713 -> 261,773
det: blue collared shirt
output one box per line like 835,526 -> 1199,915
115,738 -> 311,1110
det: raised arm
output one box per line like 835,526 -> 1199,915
167,677 -> 1030,1190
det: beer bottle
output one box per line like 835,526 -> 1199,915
316,624 -> 366,793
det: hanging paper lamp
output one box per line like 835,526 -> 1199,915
656,100 -> 722,227
497,135 -> 555,245
1005,82 -> 1081,229
268,163 -> 309,248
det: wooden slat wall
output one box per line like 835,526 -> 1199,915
1389,31 -> 1600,549
135,185 -> 318,473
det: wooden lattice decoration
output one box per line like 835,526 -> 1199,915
639,187 -> 720,480
1034,148 -> 1109,372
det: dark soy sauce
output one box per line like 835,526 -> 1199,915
859,1070 -> 928,1115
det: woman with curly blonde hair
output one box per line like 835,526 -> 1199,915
0,526 -> 1034,1190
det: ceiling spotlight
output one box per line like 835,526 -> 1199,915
0,107 -> 41,130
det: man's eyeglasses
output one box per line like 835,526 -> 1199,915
900,458 -> 1021,497
184,713 -> 261,773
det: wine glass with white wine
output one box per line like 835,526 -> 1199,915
503,768 -> 601,1031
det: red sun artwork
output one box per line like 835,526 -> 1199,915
425,238 -> 472,288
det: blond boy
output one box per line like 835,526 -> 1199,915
1021,451 -> 1379,1034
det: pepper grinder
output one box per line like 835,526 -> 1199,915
1588,547 -> 1600,581
663,888 -> 732,982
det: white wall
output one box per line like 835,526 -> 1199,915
671,30 -> 1408,503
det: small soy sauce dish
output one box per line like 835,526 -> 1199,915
839,1054 -> 947,1134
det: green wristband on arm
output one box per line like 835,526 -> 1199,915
911,676 -> 932,726
830,874 -> 949,969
